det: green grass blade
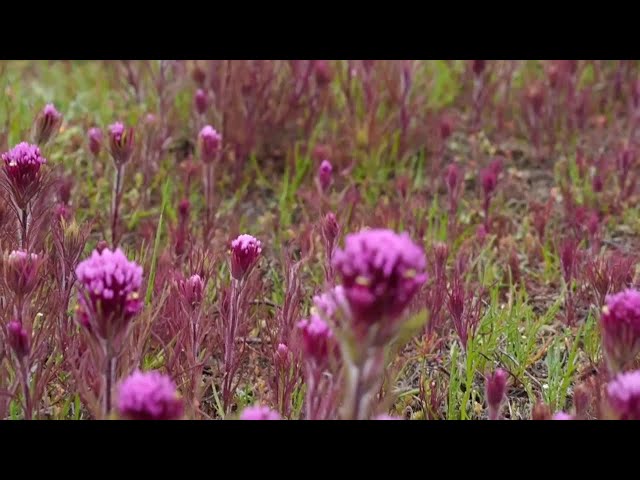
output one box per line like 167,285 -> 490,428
145,179 -> 171,306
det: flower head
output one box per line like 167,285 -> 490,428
606,370 -> 640,420
313,60 -> 332,86
2,250 -> 43,297
54,203 -> 72,222
275,343 -> 291,368
117,370 -> 183,420
192,65 -> 206,86
198,125 -> 222,163
485,368 -> 508,420
7,320 -> 29,360
332,229 -> 427,331
322,212 -> 340,250
551,411 -> 574,420
144,113 -> 157,127
75,248 -> 143,340
312,285 -> 349,327
600,289 -> 640,373
440,115 -> 454,141
318,160 -> 333,192
476,224 -> 487,244
486,368 -> 508,409
297,314 -> 335,365
2,142 -> 47,195
33,103 -> 63,145
373,414 -> 401,420
178,198 -> 191,220
239,405 -> 281,420
88,127 -> 102,156
526,83 -> 545,117
230,234 -> 262,280
480,166 -> 498,198
194,89 -> 208,115
108,122 -> 135,165
176,273 -> 204,311
472,60 -> 486,76
445,163 -> 460,193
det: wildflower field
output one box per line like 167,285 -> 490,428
1,60 -> 640,420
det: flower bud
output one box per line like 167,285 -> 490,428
198,125 -> 222,164
485,368 -> 508,419
88,127 -> 102,156
230,234 -> 262,280
7,320 -> 30,359
108,122 -> 135,166
318,159 -> 333,192
33,103 -> 62,146
194,89 -> 208,115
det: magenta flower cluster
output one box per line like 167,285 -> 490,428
312,285 -> 348,325
117,370 -> 184,420
7,320 -> 30,360
198,125 -> 222,163
551,411 -> 573,420
3,250 -> 42,297
485,368 -> 508,420
108,121 -> 134,165
297,314 -> 334,365
177,274 -> 204,310
332,229 -> 427,328
194,89 -> 208,115
88,127 -> 102,156
1,142 -> 47,191
600,288 -> 640,372
230,234 -> 262,280
239,405 -> 281,420
318,159 -> 333,191
75,248 -> 143,338
606,370 -> 640,420
373,414 -> 401,420
33,103 -> 62,145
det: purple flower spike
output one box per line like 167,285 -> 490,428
476,224 -> 488,244
318,159 -> 333,192
7,320 -> 30,360
230,234 -> 262,280
472,60 -> 487,76
445,163 -> 460,193
75,247 -> 143,340
88,127 -> 102,156
313,60 -> 332,86
33,103 -> 63,145
198,125 -> 222,164
194,89 -> 208,115
323,212 -> 339,246
440,115 -> 454,141
3,250 -> 43,297
312,285 -> 349,328
239,405 -> 281,420
2,142 -> 47,194
117,370 -> 184,420
486,368 -> 508,420
601,289 -> 640,373
108,122 -> 135,165
373,414 -> 401,420
177,274 -> 204,310
297,315 -> 334,365
332,229 -> 427,331
551,411 -> 574,420
276,343 -> 291,368
480,166 -> 498,198
606,370 -> 640,420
